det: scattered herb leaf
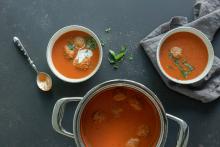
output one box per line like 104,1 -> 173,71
115,51 -> 125,61
113,64 -> 119,69
174,59 -> 188,78
168,52 -> 173,59
86,37 -> 97,50
109,50 -> 117,60
168,51 -> 194,79
129,56 -> 133,60
108,45 -> 127,69
105,27 -> 111,33
182,59 -> 187,63
128,53 -> 133,60
108,57 -> 116,64
67,42 -> 75,50
183,63 -> 194,71
115,46 -> 127,61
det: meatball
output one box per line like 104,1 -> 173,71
64,44 -> 77,59
73,36 -> 85,49
170,46 -> 183,58
112,106 -> 123,118
125,138 -> 140,147
92,111 -> 106,123
73,56 -> 91,70
113,92 -> 127,101
137,124 -> 150,137
128,97 -> 142,111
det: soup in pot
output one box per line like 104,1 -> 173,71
159,32 -> 208,80
80,87 -> 161,147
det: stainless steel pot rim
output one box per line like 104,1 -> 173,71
52,79 -> 189,147
72,79 -> 168,147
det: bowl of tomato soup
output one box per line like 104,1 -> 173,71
157,27 -> 214,84
47,25 -> 102,83
52,80 -> 189,147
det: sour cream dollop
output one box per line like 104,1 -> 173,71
73,49 -> 93,70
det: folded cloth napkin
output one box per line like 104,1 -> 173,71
140,0 -> 220,103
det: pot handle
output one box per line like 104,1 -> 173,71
167,114 -> 189,147
52,97 -> 83,139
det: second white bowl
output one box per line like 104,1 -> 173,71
156,27 -> 214,84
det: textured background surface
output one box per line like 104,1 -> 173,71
0,0 -> 220,146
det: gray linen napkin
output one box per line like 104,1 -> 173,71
140,0 -> 220,103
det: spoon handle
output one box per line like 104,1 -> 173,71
13,36 -> 38,73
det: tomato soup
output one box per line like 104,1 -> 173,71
80,87 -> 161,147
159,32 -> 208,80
52,31 -> 100,79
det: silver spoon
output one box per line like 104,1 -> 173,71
13,36 -> 52,91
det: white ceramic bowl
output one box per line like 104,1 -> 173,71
156,27 -> 214,84
47,25 -> 103,83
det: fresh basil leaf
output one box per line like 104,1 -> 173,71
129,56 -> 133,60
108,56 -> 116,64
108,46 -> 128,69
115,46 -> 127,61
115,52 -> 125,61
181,71 -> 189,78
86,37 -> 97,50
113,64 -> 119,69
184,63 -> 194,71
168,52 -> 173,59
127,52 -> 133,61
174,59 -> 188,78
168,51 -> 194,79
182,59 -> 187,63
109,50 -> 117,60
67,42 -> 75,50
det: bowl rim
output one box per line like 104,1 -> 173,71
156,26 -> 214,84
46,25 -> 103,83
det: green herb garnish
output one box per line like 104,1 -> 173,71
168,52 -> 173,59
109,50 -> 116,59
67,42 -> 75,50
174,59 -> 188,78
113,64 -> 119,69
108,57 -> 116,64
168,51 -> 194,79
108,46 -> 127,69
128,55 -> 133,60
182,59 -> 187,63
105,27 -> 111,33
183,63 -> 194,71
86,37 -> 97,50
109,46 -> 127,61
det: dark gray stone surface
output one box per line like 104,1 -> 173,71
0,0 -> 220,146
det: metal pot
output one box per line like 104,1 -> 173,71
52,79 -> 189,147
